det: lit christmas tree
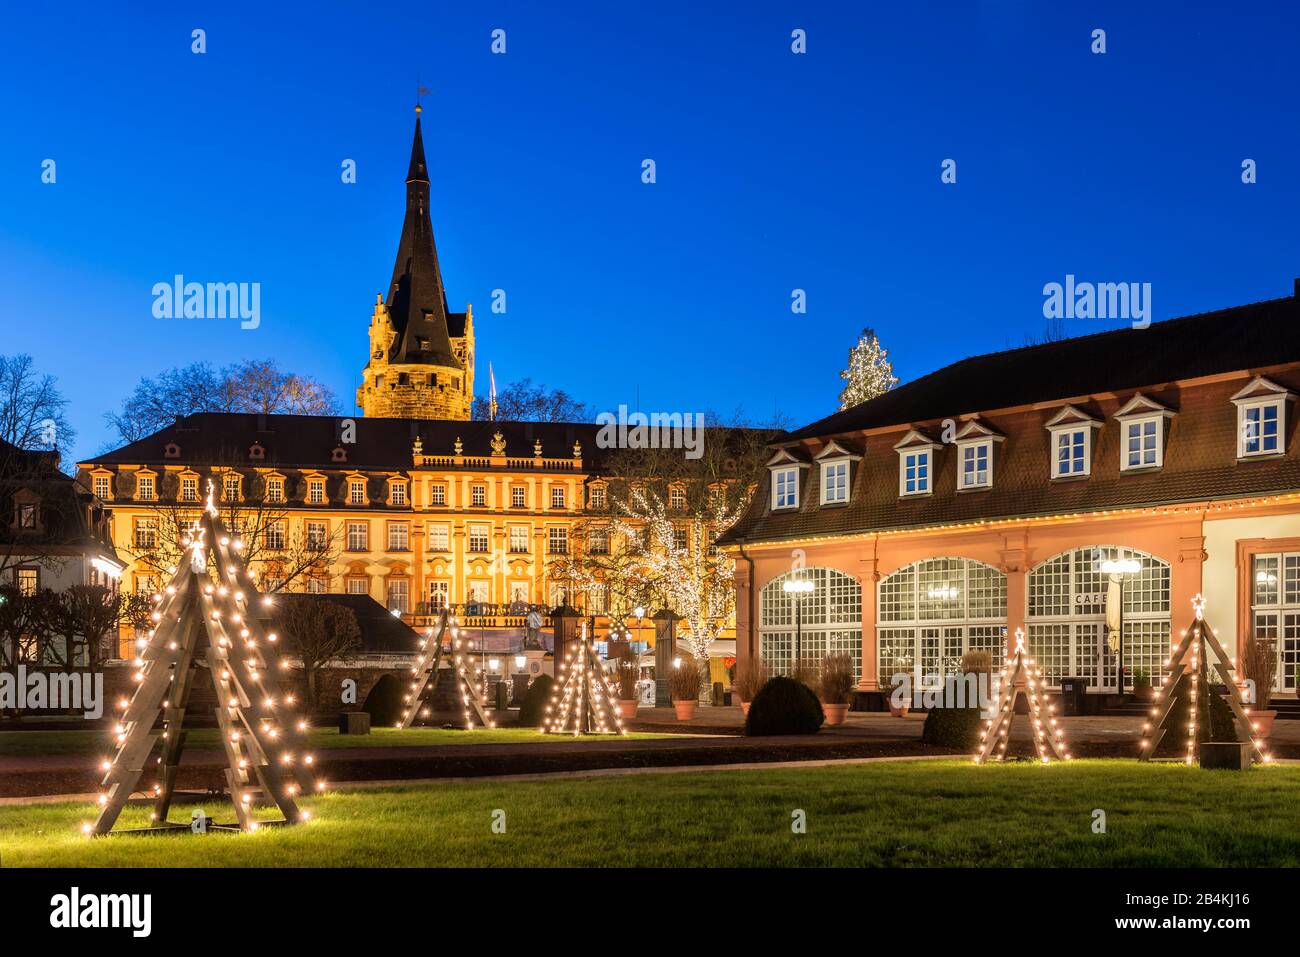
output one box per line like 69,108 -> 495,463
837,327 -> 898,411
542,621 -> 626,735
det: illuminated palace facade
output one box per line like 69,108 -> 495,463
78,110 -> 708,663
721,284 -> 1300,697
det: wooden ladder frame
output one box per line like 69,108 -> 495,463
975,628 -> 1072,764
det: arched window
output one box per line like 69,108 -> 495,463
1026,546 -> 1170,691
876,558 -> 1007,689
759,568 -> 862,678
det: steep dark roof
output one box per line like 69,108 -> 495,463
783,291 -> 1300,443
0,440 -> 118,556
273,593 -> 419,654
385,111 -> 461,370
81,413 -> 610,472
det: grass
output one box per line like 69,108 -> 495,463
0,726 -> 677,759
3,759 -> 1299,867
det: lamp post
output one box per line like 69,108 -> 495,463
1100,557 -> 1141,696
782,578 -> 815,673
633,605 -> 645,653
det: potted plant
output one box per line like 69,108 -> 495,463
1132,667 -> 1151,700
883,675 -> 909,717
616,649 -> 640,720
819,654 -> 855,725
1242,633 -> 1279,738
670,657 -> 702,720
734,657 -> 767,717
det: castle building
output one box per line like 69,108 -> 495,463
720,282 -> 1300,701
79,110 -> 734,686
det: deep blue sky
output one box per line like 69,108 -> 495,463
1,1 -> 1297,463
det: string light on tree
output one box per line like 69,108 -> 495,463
399,611 -> 492,729
974,628 -> 1071,764
542,621 -> 626,736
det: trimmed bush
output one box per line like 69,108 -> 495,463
744,676 -> 824,736
517,674 -> 555,727
921,705 -> 983,750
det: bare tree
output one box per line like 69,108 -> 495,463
277,599 -> 362,711
472,378 -> 592,422
55,585 -> 145,669
0,354 -> 75,453
107,359 -> 341,444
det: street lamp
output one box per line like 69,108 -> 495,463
514,654 -> 526,673
782,578 -> 815,673
1100,557 -> 1142,696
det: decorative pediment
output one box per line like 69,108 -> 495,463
954,419 -> 1005,443
892,428 -> 939,452
1230,375 -> 1295,405
1114,393 -> 1176,420
1043,405 -> 1102,431
813,439 -> 862,462
766,448 -> 809,468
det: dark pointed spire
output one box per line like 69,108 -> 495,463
385,105 -> 460,370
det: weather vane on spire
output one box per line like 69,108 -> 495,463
415,83 -> 431,113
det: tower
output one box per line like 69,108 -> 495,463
357,106 -> 475,420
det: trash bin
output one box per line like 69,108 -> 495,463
1059,677 -> 1087,717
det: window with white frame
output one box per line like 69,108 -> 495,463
306,577 -> 327,594
388,522 -> 409,551
959,441 -> 992,489
759,567 -> 863,680
771,467 -> 799,509
509,525 -> 530,553
587,526 -> 609,554
876,558 -> 1007,690
548,526 -> 568,555
1052,428 -> 1090,477
223,474 -> 241,502
136,474 -> 155,501
589,485 -> 606,509
346,578 -> 369,596
511,486 -> 527,508
134,518 -> 157,549
471,484 -> 487,507
1249,552 -> 1300,692
306,521 -> 327,549
551,486 -> 566,509
1121,418 -> 1162,470
387,579 -> 409,614
265,477 -> 285,503
93,474 -> 111,500
468,524 -> 490,553
347,521 -> 368,551
1026,546 -> 1170,692
669,486 -> 686,510
427,580 -> 449,610
821,460 -> 850,504
307,478 -> 325,504
348,479 -> 366,505
428,523 -> 450,552
467,581 -> 491,605
1240,401 -> 1284,457
264,520 -> 286,550
180,476 -> 199,502
900,449 -> 931,496
390,481 -> 408,505
430,483 -> 447,506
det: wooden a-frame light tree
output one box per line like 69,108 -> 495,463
542,621 -> 626,735
86,483 -> 323,836
1138,594 -> 1272,766
399,608 -> 493,729
974,628 -> 1072,764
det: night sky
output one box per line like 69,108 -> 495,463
2,1 -> 1297,462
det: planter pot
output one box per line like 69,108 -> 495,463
823,703 -> 849,726
618,699 -> 639,720
739,701 -> 751,717
673,700 -> 697,720
1199,741 -> 1252,770
1251,709 -> 1278,739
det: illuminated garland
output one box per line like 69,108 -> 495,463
542,621 -> 626,736
975,628 -> 1071,764
399,612 -> 493,729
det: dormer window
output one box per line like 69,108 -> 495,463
954,421 -> 1004,490
348,478 -> 367,505
1231,376 -> 1294,459
180,475 -> 199,502
265,476 -> 285,503
1115,394 -> 1175,472
136,473 -> 156,502
223,473 -> 242,502
16,503 -> 37,529
893,430 -> 939,497
390,480 -> 408,506
767,449 -> 809,510
1045,406 -> 1102,479
814,440 -> 862,506
307,478 -> 326,504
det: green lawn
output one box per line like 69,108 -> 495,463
2,759 -> 1298,867
0,726 -> 677,759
